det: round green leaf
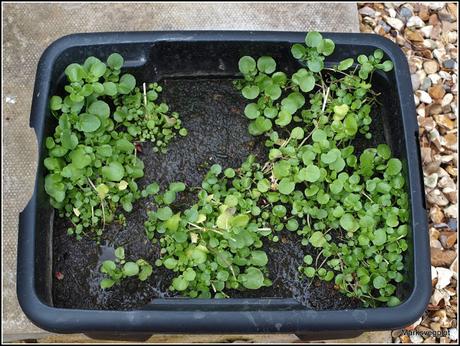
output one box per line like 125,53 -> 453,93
250,251 -> 268,266
304,164 -> 321,182
278,178 -> 295,195
265,84 -> 281,100
257,179 -> 270,193
338,58 -> 354,71
291,43 -> 306,59
103,82 -> 118,96
307,59 -> 323,73
183,268 -> 196,281
169,181 -> 186,192
318,38 -> 335,56
304,267 -> 316,278
107,53 -> 124,69
387,296 -> 401,307
118,74 -> 136,94
102,162 -> 125,181
123,262 -> 139,276
80,113 -> 101,132
242,85 -> 260,100
291,127 -> 304,139
244,103 -> 260,119
242,267 -> 264,289
309,231 -> 326,248
381,60 -> 394,72
305,31 -> 323,47
275,110 -> 292,127
340,213 -> 357,232
377,144 -> 392,160
257,56 -> 276,74
373,228 -> 387,246
238,56 -> 256,74
88,100 -> 110,119
100,278 -> 115,289
65,63 -> 85,82
90,61 -> 107,78
373,275 -> 387,289
157,207 -> 173,221
50,96 -> 62,110
386,158 -> 402,176
312,129 -> 327,142
164,258 -> 177,270
299,74 -> 315,92
172,277 -> 189,291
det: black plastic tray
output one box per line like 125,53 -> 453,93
18,31 -> 431,335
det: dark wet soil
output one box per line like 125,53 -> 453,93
52,78 -> 386,310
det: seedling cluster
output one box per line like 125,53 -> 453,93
44,53 -> 185,240
45,32 -> 409,307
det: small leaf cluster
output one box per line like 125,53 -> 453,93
100,246 -> 153,289
291,31 -> 335,72
145,157 -> 273,298
235,32 -> 393,142
44,53 -> 185,239
232,32 -> 406,307
113,82 -> 186,154
143,32 -> 408,307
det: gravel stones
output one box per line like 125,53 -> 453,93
358,2 -> 457,343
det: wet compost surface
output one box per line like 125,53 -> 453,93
52,78 -> 386,310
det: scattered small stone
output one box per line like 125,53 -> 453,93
425,173 -> 439,188
436,267 -> 453,289
433,48 -> 447,63
429,14 -> 440,26
418,5 -> 430,21
359,6 -> 376,17
421,77 -> 432,91
438,70 -> 451,80
441,93 -> 453,107
430,206 -> 445,224
449,327 -> 458,341
439,231 -> 457,249
400,335 -> 410,343
420,25 -> 434,38
424,60 -> 440,74
410,334 -> 424,343
431,322 -> 442,331
5,95 -> 16,104
411,74 -> 421,91
444,204 -> 457,219
386,17 -> 405,31
446,3 -> 457,18
447,31 -> 457,44
392,329 -> 403,338
379,20 -> 391,33
428,3 -> 446,11
438,9 -> 456,22
416,90 -> 433,104
450,258 -> 458,280
428,73 -> 442,85
423,39 -> 438,50
428,103 -> 442,115
447,219 -> 457,230
428,83 -> 446,100
443,59 -> 456,69
400,6 -> 413,19
407,16 -> 426,28
431,247 -> 457,267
